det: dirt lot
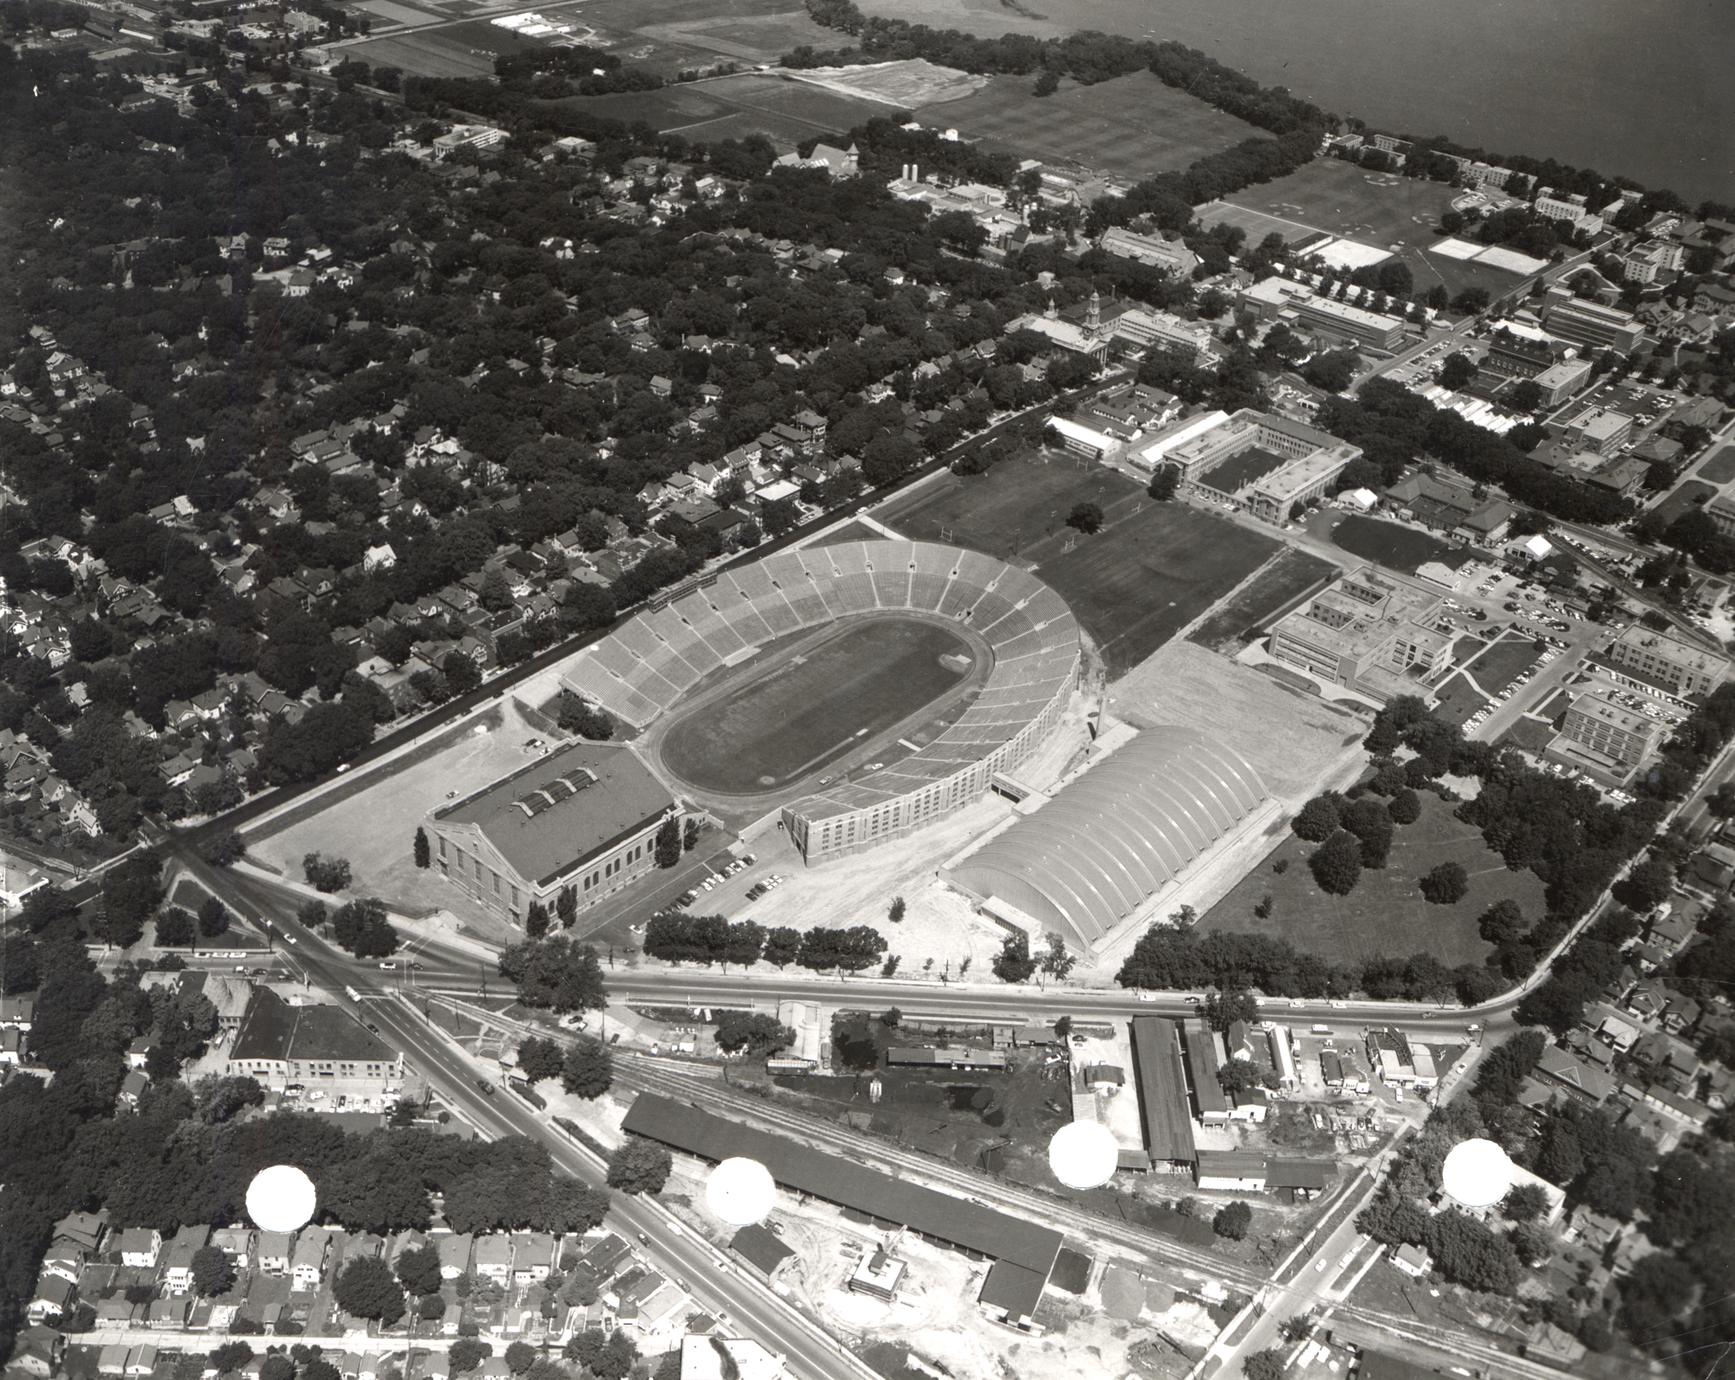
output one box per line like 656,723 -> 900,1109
248,701 -> 548,925
1187,547 -> 1338,652
916,70 -> 1265,179
1199,788 -> 1545,968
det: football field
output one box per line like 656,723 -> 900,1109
657,616 -> 974,794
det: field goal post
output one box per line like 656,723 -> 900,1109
939,526 -> 956,544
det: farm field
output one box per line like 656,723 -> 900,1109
914,70 -> 1265,180
1327,513 -> 1470,575
1200,790 -> 1544,968
1186,547 -> 1338,651
657,615 -> 973,793
877,455 -> 1278,677
553,71 -> 893,148
1201,157 -> 1533,303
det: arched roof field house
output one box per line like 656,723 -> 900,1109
945,727 -> 1270,954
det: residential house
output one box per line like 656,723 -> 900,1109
162,1224 -> 211,1294
473,1236 -> 513,1286
436,1233 -> 473,1281
291,1227 -> 331,1291
117,1228 -> 161,1269
257,1231 -> 293,1275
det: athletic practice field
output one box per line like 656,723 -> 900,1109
878,454 -> 1278,677
657,616 -> 974,794
915,70 -> 1265,179
554,71 -> 892,149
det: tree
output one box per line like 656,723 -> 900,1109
763,926 -> 802,967
1292,793 -> 1342,842
516,1036 -> 565,1083
525,901 -> 550,939
304,853 -> 353,893
1243,1352 -> 1286,1380
1147,464 -> 1180,501
993,931 -> 1038,983
503,1344 -> 536,1377
564,1330 -> 637,1380
332,898 -> 399,958
1501,1183 -> 1549,1223
888,896 -> 906,924
211,1345 -> 254,1373
1213,1201 -> 1252,1240
561,1034 -> 614,1098
1066,502 -> 1104,534
198,897 -> 231,938
334,1256 -> 406,1325
395,1244 -> 443,1298
1439,352 -> 1478,390
653,816 -> 681,868
449,1341 -> 491,1375
498,935 -> 607,1012
201,831 -> 246,867
1204,988 -> 1259,1031
1033,69 -> 1059,96
413,828 -> 431,869
606,1138 -> 672,1194
1419,861 -> 1468,904
682,818 -> 700,852
191,1245 -> 236,1297
1387,787 -> 1422,825
1039,932 -> 1075,983
714,1012 -> 793,1056
556,887 -> 578,928
881,1007 -> 902,1028
1309,830 -> 1363,895
1478,899 -> 1527,945
156,907 -> 196,948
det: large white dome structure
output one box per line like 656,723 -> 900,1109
705,1157 -> 777,1226
1047,1121 -> 1119,1189
1440,1137 -> 1514,1211
246,1164 -> 318,1233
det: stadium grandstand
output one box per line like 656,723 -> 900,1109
942,728 -> 1271,957
560,540 -> 1081,863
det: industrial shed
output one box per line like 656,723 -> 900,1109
944,727 -> 1270,954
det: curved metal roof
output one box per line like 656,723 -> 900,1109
947,727 -> 1269,952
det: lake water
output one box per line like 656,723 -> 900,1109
861,0 -> 1735,205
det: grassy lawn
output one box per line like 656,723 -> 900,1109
1187,547 -> 1338,650
916,70 -> 1265,179
1655,479 -> 1718,524
878,454 -> 1278,676
1463,633 -> 1542,694
1431,672 -> 1486,726
1699,446 -> 1735,483
1328,514 -> 1471,575
657,615 -> 972,792
1199,790 -> 1544,968
1498,717 -> 1558,754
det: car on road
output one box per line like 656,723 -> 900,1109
366,1022 -> 381,1034
1136,992 -> 1159,1003
476,1079 -> 494,1096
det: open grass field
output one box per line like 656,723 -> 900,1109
1201,157 -> 1534,304
1432,671 -> 1486,726
658,616 -> 973,793
1187,547 -> 1338,651
1654,479 -> 1717,524
915,70 -> 1264,180
554,71 -> 892,147
877,454 -> 1278,676
1699,446 -> 1735,484
1200,789 -> 1543,968
1466,633 -> 1543,694
1327,513 -> 1469,575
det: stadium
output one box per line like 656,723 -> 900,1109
560,538 -> 1082,863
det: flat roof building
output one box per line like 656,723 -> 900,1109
1563,406 -> 1633,457
1541,287 -> 1642,354
1239,276 -> 1406,351
1267,566 -> 1450,701
1559,689 -> 1661,770
226,988 -> 405,1097
1607,625 -> 1730,699
621,1094 -> 1061,1326
425,739 -> 675,927
1096,226 -> 1200,279
1129,1018 -> 1196,1165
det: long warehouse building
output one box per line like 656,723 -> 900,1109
621,1093 -> 1063,1326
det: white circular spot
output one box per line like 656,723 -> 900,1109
1440,1137 -> 1514,1210
705,1157 -> 776,1226
246,1164 -> 318,1233
1047,1121 -> 1119,1190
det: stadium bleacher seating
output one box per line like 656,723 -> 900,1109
558,539 -> 1083,798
